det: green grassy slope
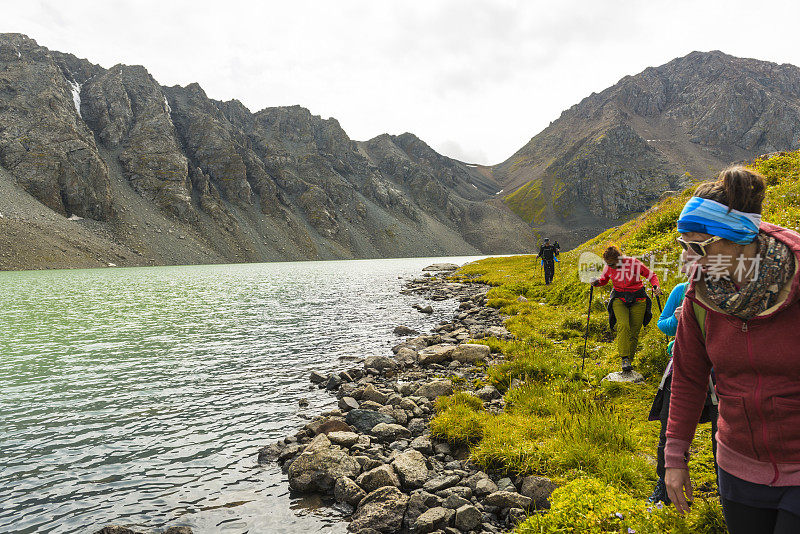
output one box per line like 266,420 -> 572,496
432,150 -> 800,533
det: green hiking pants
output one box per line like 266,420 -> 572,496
612,298 -> 647,361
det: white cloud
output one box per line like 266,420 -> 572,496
2,0 -> 800,165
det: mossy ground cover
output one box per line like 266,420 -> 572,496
430,151 -> 800,532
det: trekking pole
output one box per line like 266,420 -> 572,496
582,285 -> 595,372
654,291 -> 669,344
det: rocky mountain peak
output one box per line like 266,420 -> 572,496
493,50 -> 800,247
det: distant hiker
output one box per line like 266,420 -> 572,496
665,167 -> 800,533
591,245 -> 662,372
647,251 -> 718,505
553,240 -> 561,255
538,238 -> 558,284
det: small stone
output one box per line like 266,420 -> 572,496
407,418 -> 427,436
334,476 -> 366,506
349,486 -> 409,533
339,396 -> 360,412
327,431 -> 360,448
362,384 -> 390,405
443,494 -> 470,509
410,435 -> 433,454
370,422 -> 412,443
417,344 -> 457,365
474,478 -> 498,496
485,491 -> 532,509
394,325 -> 419,336
391,449 -> 429,489
415,380 -> 454,400
423,474 -> 461,493
476,385 -> 500,401
364,355 -> 397,373
451,343 -> 490,363
356,464 -> 401,493
404,491 -> 442,530
507,507 -> 527,525
497,477 -> 516,492
454,504 -> 483,531
433,442 -> 452,456
309,371 -> 328,384
412,507 -> 453,533
346,409 -> 396,433
520,475 -> 557,510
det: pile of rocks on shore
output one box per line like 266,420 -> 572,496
260,270 -> 557,533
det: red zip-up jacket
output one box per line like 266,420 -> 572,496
665,222 -> 800,486
594,256 -> 660,292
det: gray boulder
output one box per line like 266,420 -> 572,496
474,478 -> 498,497
287,434 -> 360,493
394,325 -> 419,336
346,409 -> 396,433
356,464 -> 401,493
339,397 -> 360,412
417,344 -> 457,365
423,474 -> 461,493
335,476 -> 366,507
410,435 -> 433,454
390,449 -> 429,489
485,491 -> 532,509
422,263 -> 459,271
370,423 -> 411,443
364,356 -> 397,373
412,506 -> 453,533
327,431 -> 360,448
361,384 -> 390,405
451,343 -> 490,363
403,491 -> 442,530
415,380 -> 454,400
349,486 -> 409,533
520,475 -> 557,510
454,504 -> 483,531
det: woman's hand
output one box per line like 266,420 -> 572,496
674,305 -> 683,319
652,285 -> 663,297
665,467 -> 693,513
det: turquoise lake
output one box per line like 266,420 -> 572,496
0,256 -> 484,533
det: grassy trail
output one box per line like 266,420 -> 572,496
429,150 -> 800,533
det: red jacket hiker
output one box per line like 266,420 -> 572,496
593,256 -> 660,293
666,222 -> 800,486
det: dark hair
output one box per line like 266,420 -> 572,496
694,166 -> 766,214
603,246 -> 622,264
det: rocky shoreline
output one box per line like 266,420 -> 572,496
259,265 -> 556,534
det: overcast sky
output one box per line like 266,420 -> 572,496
3,0 -> 800,165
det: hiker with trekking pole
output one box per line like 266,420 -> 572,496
646,250 -> 719,505
590,245 -> 662,373
537,238 -> 559,285
664,167 -> 800,533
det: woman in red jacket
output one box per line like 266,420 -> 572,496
592,245 -> 661,373
665,167 -> 800,534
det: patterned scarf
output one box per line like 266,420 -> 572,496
703,233 -> 795,320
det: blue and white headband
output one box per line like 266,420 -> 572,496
677,197 -> 761,245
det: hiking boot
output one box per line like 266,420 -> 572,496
647,478 -> 671,505
621,358 -> 633,373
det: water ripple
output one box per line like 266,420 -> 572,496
0,256 -> 483,533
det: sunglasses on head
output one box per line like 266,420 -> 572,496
676,235 -> 723,257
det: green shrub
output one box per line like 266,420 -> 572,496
516,477 -> 689,533
435,390 -> 484,413
430,405 -> 486,445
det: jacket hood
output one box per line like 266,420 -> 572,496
686,222 -> 800,318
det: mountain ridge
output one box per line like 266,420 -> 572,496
492,49 -> 800,247
0,33 -> 537,270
